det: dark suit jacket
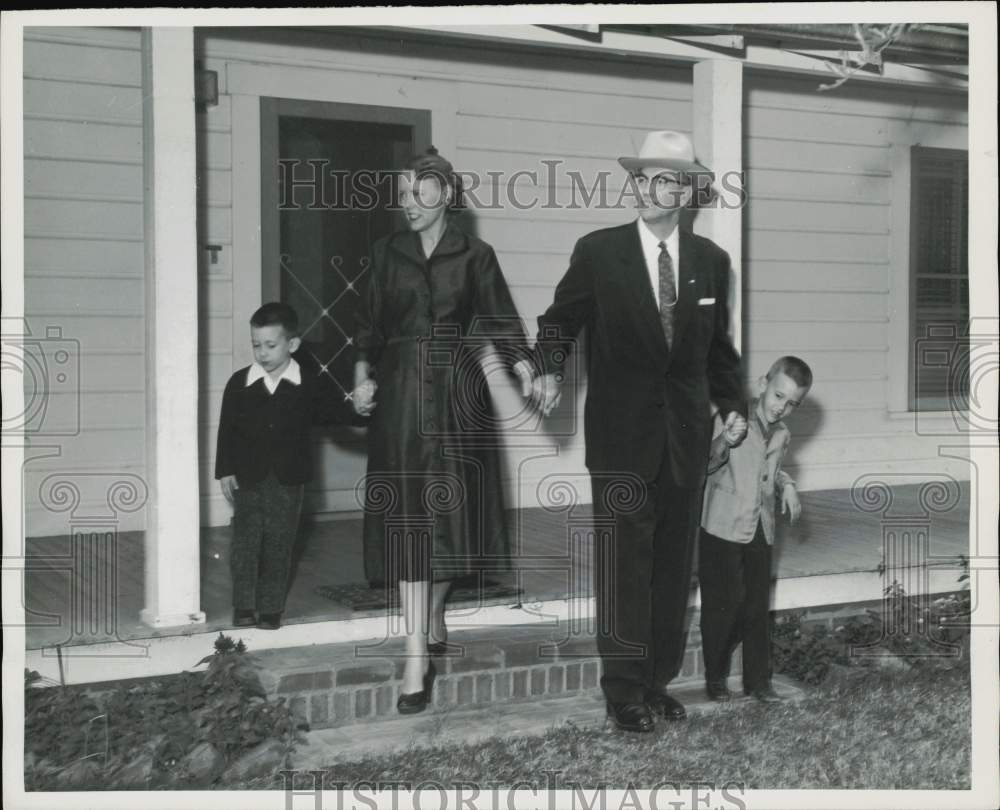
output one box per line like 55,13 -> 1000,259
537,222 -> 745,487
214,356 -> 343,487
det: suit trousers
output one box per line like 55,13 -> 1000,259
590,459 -> 702,704
698,522 -> 773,691
231,471 -> 304,614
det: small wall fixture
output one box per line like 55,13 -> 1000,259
195,67 -> 218,108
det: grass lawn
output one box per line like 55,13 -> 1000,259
268,663 -> 970,792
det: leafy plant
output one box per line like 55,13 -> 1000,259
25,633 -> 305,790
772,584 -> 972,685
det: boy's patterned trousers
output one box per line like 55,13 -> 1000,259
231,472 -> 304,615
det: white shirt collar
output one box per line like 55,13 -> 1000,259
637,218 -> 680,303
246,357 -> 301,394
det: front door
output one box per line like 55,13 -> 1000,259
260,98 -> 430,517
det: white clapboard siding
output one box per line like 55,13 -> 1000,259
746,137 -> 891,175
24,119 -> 143,164
23,78 -> 144,124
196,28 -> 694,524
746,168 -> 890,204
748,198 -> 890,234
747,261 -> 889,293
745,74 -> 967,124
745,292 -> 887,323
23,28 -> 149,537
747,230 -> 889,263
26,160 -> 143,203
24,235 -> 144,274
24,199 -> 143,240
745,321 -> 887,352
744,70 -> 967,486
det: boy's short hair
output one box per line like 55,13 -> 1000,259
766,356 -> 813,390
250,302 -> 300,338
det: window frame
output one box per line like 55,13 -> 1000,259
907,145 -> 969,413
886,120 -> 969,421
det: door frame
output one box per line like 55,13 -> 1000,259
224,62 -> 455,516
228,59 -> 457,375
258,98 -> 432,303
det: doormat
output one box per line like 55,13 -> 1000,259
315,579 -> 523,615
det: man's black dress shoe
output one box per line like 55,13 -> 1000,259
397,661 -> 436,715
256,612 -> 282,630
745,685 -> 782,703
233,609 -> 256,628
705,679 -> 732,702
646,690 -> 687,721
606,701 -> 654,733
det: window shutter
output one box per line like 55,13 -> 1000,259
909,147 -> 969,412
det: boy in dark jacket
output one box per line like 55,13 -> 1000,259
215,302 -> 341,629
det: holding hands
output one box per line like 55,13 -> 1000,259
722,410 -> 748,447
514,359 -> 561,417
352,378 -> 378,417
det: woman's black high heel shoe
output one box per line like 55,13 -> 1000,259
396,660 -> 436,715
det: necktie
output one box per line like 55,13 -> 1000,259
658,241 -> 677,348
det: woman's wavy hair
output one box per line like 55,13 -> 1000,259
408,146 -> 464,212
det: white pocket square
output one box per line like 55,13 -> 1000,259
698,297 -> 716,305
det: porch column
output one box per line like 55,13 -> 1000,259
139,28 -> 205,628
693,59 -> 744,352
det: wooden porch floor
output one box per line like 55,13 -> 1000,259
23,483 -> 970,650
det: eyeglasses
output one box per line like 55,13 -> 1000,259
631,172 -> 687,190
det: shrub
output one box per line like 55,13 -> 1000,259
772,587 -> 971,685
25,633 -> 305,790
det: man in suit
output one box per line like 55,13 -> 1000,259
525,131 -> 747,732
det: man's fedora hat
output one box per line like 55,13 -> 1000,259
618,130 -> 710,175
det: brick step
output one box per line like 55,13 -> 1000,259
291,674 -> 806,771
247,616 -> 742,730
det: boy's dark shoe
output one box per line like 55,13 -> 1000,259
645,689 -> 687,721
606,701 -> 654,733
745,685 -> 782,703
257,613 -> 282,630
705,679 -> 733,702
233,609 -> 256,628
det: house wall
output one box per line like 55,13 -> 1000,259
742,72 -> 970,490
22,27 -> 148,536
21,27 -> 970,537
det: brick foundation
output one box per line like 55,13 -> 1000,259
260,614 -> 747,730
258,598 -> 910,729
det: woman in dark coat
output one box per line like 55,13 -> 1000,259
352,148 -> 530,712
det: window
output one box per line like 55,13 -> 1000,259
908,147 -> 969,412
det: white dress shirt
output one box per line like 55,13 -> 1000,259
637,218 -> 680,307
246,357 -> 301,394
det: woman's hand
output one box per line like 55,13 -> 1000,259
352,379 -> 378,416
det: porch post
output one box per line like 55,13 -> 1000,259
692,59 -> 744,353
139,28 -> 205,628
